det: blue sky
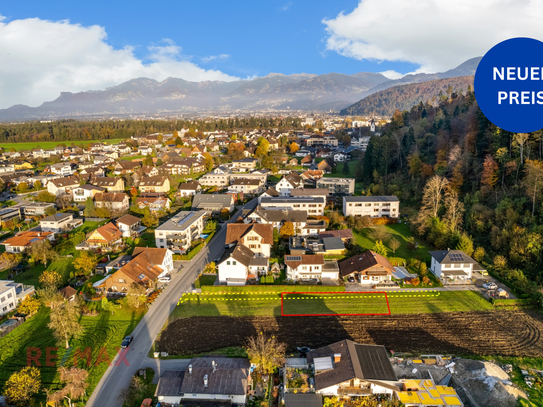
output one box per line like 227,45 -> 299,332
0,0 -> 418,79
0,0 -> 540,108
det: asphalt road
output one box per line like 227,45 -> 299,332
86,199 -> 257,407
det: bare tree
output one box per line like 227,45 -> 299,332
513,133 -> 530,165
522,159 -> 543,216
48,301 -> 83,349
245,333 -> 286,374
443,189 -> 465,232
369,225 -> 391,243
389,237 -> 401,254
48,367 -> 89,407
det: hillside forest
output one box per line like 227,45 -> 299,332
0,117 -> 306,144
358,87 -> 543,305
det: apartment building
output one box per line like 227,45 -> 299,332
154,211 -> 207,252
259,197 -> 326,216
342,196 -> 399,218
317,178 -> 355,195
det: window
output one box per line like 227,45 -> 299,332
0,296 -> 4,302
232,261 -> 237,265
7,293 -> 12,299
227,261 -> 231,265
119,279 -> 125,283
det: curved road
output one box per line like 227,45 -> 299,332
86,199 -> 257,407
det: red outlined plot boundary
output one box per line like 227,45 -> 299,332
280,291 -> 391,316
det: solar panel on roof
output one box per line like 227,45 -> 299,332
137,273 -> 145,280
449,253 -> 464,262
286,256 -> 302,261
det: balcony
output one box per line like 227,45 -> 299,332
337,386 -> 372,395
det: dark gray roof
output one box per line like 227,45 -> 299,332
41,213 -> 73,222
155,370 -> 185,397
322,237 -> 345,251
260,197 -> 325,204
429,250 -> 476,264
343,196 -> 399,202
251,207 -> 307,223
285,393 -> 323,407
307,340 -> 397,391
192,194 -> 233,210
180,357 -> 250,396
179,399 -> 232,407
219,243 -> 254,267
249,257 -> 269,267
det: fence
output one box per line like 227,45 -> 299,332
0,318 -> 24,338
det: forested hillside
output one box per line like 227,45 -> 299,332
357,90 -> 543,305
0,117 -> 305,144
341,76 -> 474,116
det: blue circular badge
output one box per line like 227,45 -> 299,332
475,37 -> 543,133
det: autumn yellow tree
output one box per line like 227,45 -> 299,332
39,270 -> 62,288
481,155 -> 499,198
245,333 -> 286,374
280,221 -> 295,238
5,366 -> 41,406
73,251 -> 98,277
48,301 -> 83,348
289,142 -> 299,154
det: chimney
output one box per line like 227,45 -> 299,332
212,360 -> 216,373
334,353 -> 341,363
188,364 -> 192,374
203,374 -> 208,387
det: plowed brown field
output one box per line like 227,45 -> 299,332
158,310 -> 543,357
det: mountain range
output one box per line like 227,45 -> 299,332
0,57 -> 481,121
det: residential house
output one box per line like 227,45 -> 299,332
319,229 -> 353,242
136,195 -> 171,212
244,206 -> 308,232
228,178 -> 262,195
290,189 -> 330,199
338,251 -> 394,284
317,158 -> 336,173
259,197 -> 326,216
343,196 -> 399,218
294,149 -> 311,157
47,176 -> 80,196
289,235 -> 344,256
113,161 -> 141,175
0,281 -> 35,315
59,286 -> 78,302
2,231 -> 55,253
141,165 -> 159,177
176,181 -> 201,197
229,172 -> 267,185
301,170 -> 324,181
0,207 -> 22,226
40,213 -> 83,232
317,178 -> 355,195
116,214 -> 146,238
333,152 -> 347,162
276,173 -> 304,196
162,158 -> 204,175
138,145 -> 153,156
154,211 -> 207,252
138,176 -> 171,194
91,177 -> 125,192
192,194 -> 234,216
199,173 -> 230,187
225,222 -> 273,257
306,135 -> 338,147
259,187 -> 279,200
12,202 -> 56,217
79,166 -> 106,177
288,158 -> 299,166
103,247 -> 173,293
429,249 -> 480,285
85,222 -> 123,248
285,255 -> 337,282
232,158 -> 257,171
155,358 -> 251,405
94,193 -> 130,216
307,340 -> 398,397
72,184 -> 106,202
50,162 -> 76,176
217,244 -> 269,285
301,154 -> 313,166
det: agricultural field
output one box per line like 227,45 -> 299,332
157,310 -> 543,357
169,288 -> 493,319
0,139 -> 126,151
0,304 -> 144,404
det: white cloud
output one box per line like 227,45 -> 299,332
323,0 -> 543,73
201,54 -> 230,63
279,2 -> 293,11
0,16 -> 239,108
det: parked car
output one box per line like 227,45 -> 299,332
121,336 -> 133,349
347,276 -> 355,283
297,346 -> 312,358
158,276 -> 171,283
482,282 -> 498,290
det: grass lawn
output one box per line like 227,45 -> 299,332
0,303 -> 144,405
122,368 -> 156,407
353,223 -> 432,265
267,175 -> 281,183
283,292 -> 390,315
1,139 -> 127,152
79,221 -> 107,234
195,274 -> 217,288
170,289 -> 494,319
323,161 -> 358,178
120,154 -> 145,161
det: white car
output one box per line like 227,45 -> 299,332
158,276 -> 171,283
482,282 -> 498,290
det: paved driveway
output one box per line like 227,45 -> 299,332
86,199 -> 257,407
